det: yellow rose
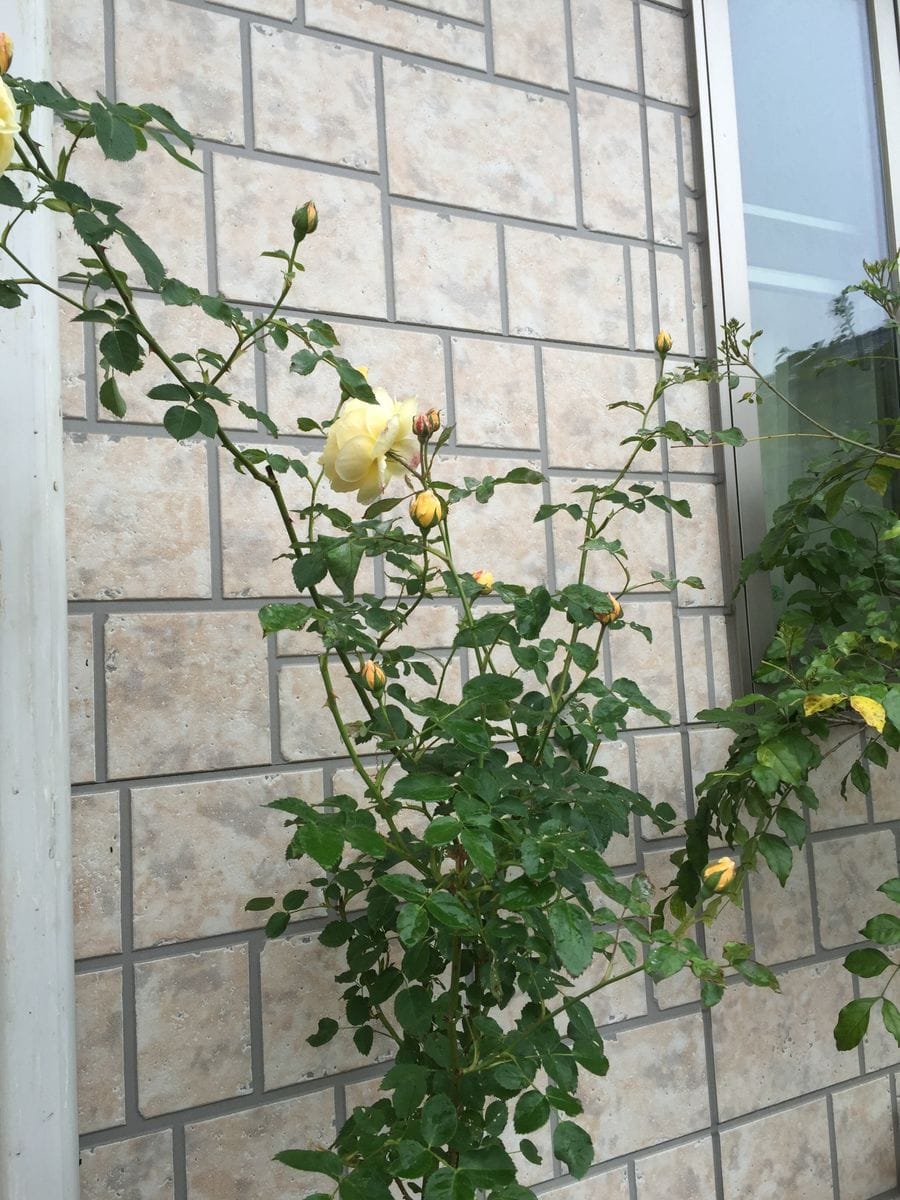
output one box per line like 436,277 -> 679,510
320,388 -> 419,504
409,490 -> 444,529
0,77 -> 21,178
702,856 -> 736,892
472,569 -> 493,592
360,660 -> 386,692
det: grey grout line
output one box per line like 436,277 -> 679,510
700,1005 -> 727,1200
102,0 -> 117,100
701,613 -> 716,709
206,439 -> 225,601
891,1071 -> 900,1192
623,245 -> 637,351
118,784 -> 140,1126
561,0 -> 584,229
239,18 -> 256,151
626,1158 -> 638,1200
247,934 -> 266,1096
202,148 -> 220,297
532,346 -> 558,595
495,223 -> 510,336
91,611 -> 109,785
826,1091 -> 842,1200
172,1123 -> 188,1200
481,0 -> 494,74
267,635 -> 286,766
373,54 -> 398,325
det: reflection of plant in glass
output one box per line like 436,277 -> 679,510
3,62 -> 782,1200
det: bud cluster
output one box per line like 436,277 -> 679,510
412,407 -> 441,442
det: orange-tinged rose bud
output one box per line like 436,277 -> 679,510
595,593 -> 623,625
472,569 -> 493,592
412,407 -> 441,440
0,34 -> 13,75
360,660 -> 386,692
702,856 -> 736,892
655,330 -> 673,357
409,490 -> 444,529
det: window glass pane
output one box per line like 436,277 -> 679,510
728,0 -> 898,527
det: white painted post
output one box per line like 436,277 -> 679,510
0,2 -> 80,1197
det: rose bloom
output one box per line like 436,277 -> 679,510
320,388 -> 419,503
0,78 -> 20,177
702,855 -> 736,892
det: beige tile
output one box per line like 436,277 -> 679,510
833,1076 -> 897,1200
707,615 -> 733,706
862,1010 -> 900,1073
73,790 -> 121,958
677,615 -> 710,722
69,615 -> 96,784
542,347 -> 661,472
871,751 -> 900,820
579,953 -> 648,1028
186,1092 -> 336,1200
505,227 -> 628,346
277,599 -> 459,657
662,379 -> 716,473
405,0 -> 483,18
451,337 -> 540,449
749,851 -> 815,964
392,205 -> 501,331
115,0 -> 244,144
306,0 -> 485,68
807,727 -> 868,831
491,0 -> 568,90
647,105 -> 682,247
813,830 -> 897,950
59,310 -> 87,418
711,960 -> 856,1120
105,612 -> 270,778
681,115 -> 697,190
80,1131 -> 174,1200
571,0 -> 638,92
266,320 -> 445,433
634,1136 -> 716,1198
76,969 -> 125,1133
720,1098 -> 832,1200
278,660 -> 367,761
629,245 -> 656,353
607,602 -> 679,728
132,770 -> 324,947
135,946 -> 252,1116
51,0 -> 107,98
385,60 -> 574,224
578,1014 -> 709,1159
543,1169 -> 630,1200
262,934 -> 390,1085
214,153 -> 386,315
640,5 -> 690,107
251,25 -> 378,169
655,249 -> 689,352
671,481 -> 724,606
593,739 -> 637,868
65,435 -> 211,600
635,730 -> 687,838
688,242 -> 708,355
578,91 -> 647,239
214,0 -> 296,15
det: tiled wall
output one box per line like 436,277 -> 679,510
53,1 -> 900,1197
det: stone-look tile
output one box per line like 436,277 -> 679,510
578,91 -> 646,239
105,612 -> 270,778
51,0 -> 106,97
807,727 -> 868,831
135,946 -> 252,1116
80,1131 -> 174,1200
712,960 -> 856,1120
76,969 -> 125,1133
813,830 -> 897,950
629,246 -> 656,353
749,850 -> 815,964
571,0 -> 638,92
73,790 -> 121,958
640,5 -> 690,107
115,0 -> 243,144
544,1169 -> 630,1200
593,739 -> 637,868
491,0 -> 568,90
385,61 -> 575,225
655,250 -> 689,352
707,615 -> 733,706
720,1098 -> 832,1200
833,1076 -> 897,1200
688,726 -> 734,800
451,338 -> 540,449
109,296 -> 257,428
306,0 -> 485,68
186,1091 -> 336,1200
579,953 -> 647,1029
871,751 -> 900,820
279,660 -> 368,761
635,730 -> 688,838
65,436 -> 211,600
251,26 -> 378,169
505,227 -> 628,347
132,770 -> 324,947
542,347 -> 661,471
578,1014 -> 709,1160
681,116 -> 697,191
262,934 -> 390,1085
688,242 -> 708,355
59,310 -> 87,418
862,1010 -> 900,1073
266,320 -> 446,433
62,139 -> 207,287
277,600 -> 459,657
607,602 -> 679,728
215,0 -> 296,15
407,0 -> 483,18
677,616 -> 710,721
214,154 -> 386,315
647,106 -> 682,247
662,379 -> 716,473
634,1136 -> 716,1198
392,206 -> 501,331
69,615 -> 96,784
671,482 -> 724,607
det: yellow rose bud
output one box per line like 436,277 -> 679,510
360,660 -> 386,692
702,856 -> 736,892
292,200 -> 318,242
0,33 -> 13,75
595,593 -> 623,625
412,407 -> 442,441
472,569 -> 493,592
655,330 -> 673,357
0,76 -> 20,178
409,490 -> 444,529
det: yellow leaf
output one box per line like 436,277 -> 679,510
803,693 -> 845,717
849,695 -> 886,733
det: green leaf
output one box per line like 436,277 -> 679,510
757,833 -> 792,885
460,829 -> 496,877
99,328 -> 143,375
377,874 -> 426,903
395,986 -> 432,1037
774,806 -> 807,848
163,405 -> 202,441
244,896 -> 275,912
734,959 -> 780,990
882,998 -> 900,1045
147,383 -> 192,403
548,901 -> 594,977
297,823 -> 344,870
258,602 -> 312,636
0,280 -> 26,308
90,103 -> 139,161
424,816 -> 463,846
119,225 -> 166,289
457,1145 -> 516,1187
274,1149 -> 342,1179
844,948 -> 892,978
423,1170 -> 475,1200
552,1122 -> 593,1179
265,910 -> 290,938
307,1017 -> 339,1047
862,913 -> 900,946
283,888 -> 308,911
421,1094 -> 458,1147
834,996 -> 877,1051
290,348 -> 320,375
0,176 -> 27,208
426,891 -> 477,932
98,377 -> 127,418
292,552 -> 328,590
514,1091 -> 551,1135
878,878 -> 900,904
